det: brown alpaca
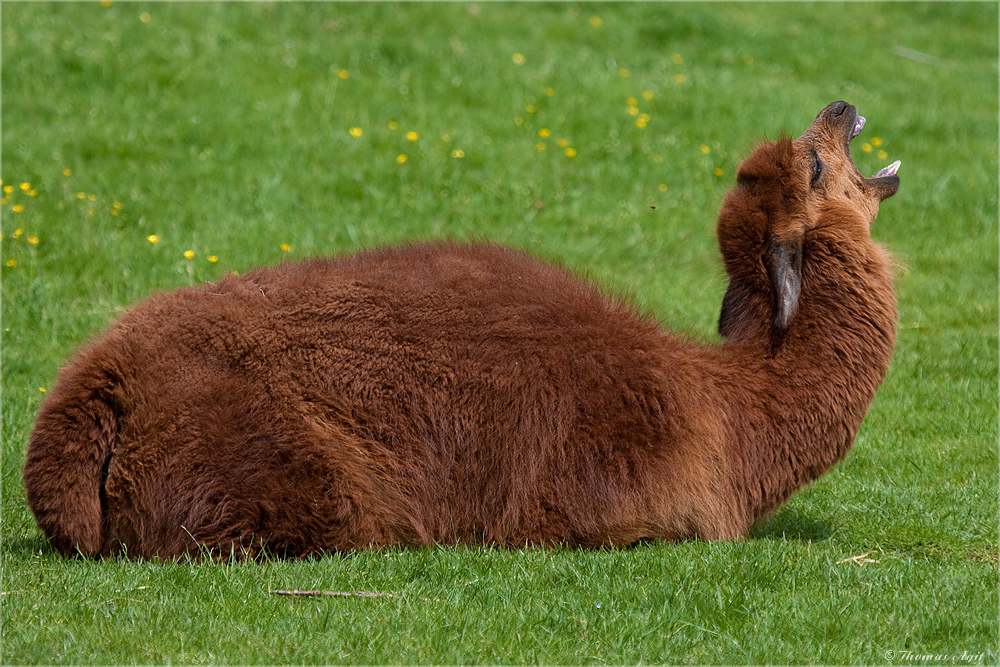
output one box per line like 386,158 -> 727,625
23,101 -> 900,559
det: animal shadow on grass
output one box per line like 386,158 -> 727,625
749,508 -> 838,542
9,526 -> 836,562
8,503 -> 834,561
5,535 -> 54,560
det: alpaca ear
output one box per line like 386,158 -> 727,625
766,237 -> 803,331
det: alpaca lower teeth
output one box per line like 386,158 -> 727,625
873,160 -> 901,178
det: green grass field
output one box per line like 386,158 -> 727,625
2,2 -> 997,664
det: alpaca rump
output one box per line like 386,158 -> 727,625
24,101 -> 900,559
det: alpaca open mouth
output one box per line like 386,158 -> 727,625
848,110 -> 901,180
839,105 -> 900,201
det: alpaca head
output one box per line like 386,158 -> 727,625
796,100 -> 901,222
717,101 -> 900,338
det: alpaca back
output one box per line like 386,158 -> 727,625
26,241 -> 697,556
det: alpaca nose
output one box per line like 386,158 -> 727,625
827,101 -> 850,118
799,101 -> 855,142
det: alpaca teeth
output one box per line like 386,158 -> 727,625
873,160 -> 901,178
852,116 -> 866,138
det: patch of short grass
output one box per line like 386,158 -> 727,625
3,3 -> 997,664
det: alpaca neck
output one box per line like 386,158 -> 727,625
720,243 -> 897,527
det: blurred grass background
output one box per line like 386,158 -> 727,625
2,2 -> 997,664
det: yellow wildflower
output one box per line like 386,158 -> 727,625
671,53 -> 684,64
13,229 -> 23,238
658,184 -> 668,192
450,149 -> 465,158
642,90 -> 655,101
877,150 -> 888,161
525,105 -> 535,114
862,143 -> 873,153
28,237 -> 39,245
39,387 -> 47,393
2,186 -> 11,194
675,73 -> 687,84
19,182 -> 30,191
538,128 -> 551,138
714,168 -> 724,176
5,259 -> 16,267
405,131 -> 419,142
280,243 -> 291,252
184,250 -> 195,259
147,235 -> 159,244
388,121 -> 398,130
337,69 -> 350,79
872,137 -> 882,147
618,68 -> 630,78
28,189 -> 38,197
558,138 -> 569,148
140,12 -> 151,23
700,145 -> 711,154
564,147 -> 577,158
12,205 -> 24,213
63,169 -> 72,176
76,192 -> 86,199
589,16 -> 602,28
88,194 -> 97,201
512,53 -> 526,65
208,255 -> 219,263
628,105 -> 639,116
535,143 -> 546,152
396,154 -> 408,164
349,127 -> 363,137
543,87 -> 555,96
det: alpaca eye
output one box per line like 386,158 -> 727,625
810,151 -> 823,187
